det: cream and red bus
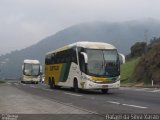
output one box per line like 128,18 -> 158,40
45,42 -> 123,93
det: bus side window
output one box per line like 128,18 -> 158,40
56,52 -> 61,63
70,47 -> 77,64
45,55 -> 51,64
51,54 -> 55,64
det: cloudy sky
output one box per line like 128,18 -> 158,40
0,0 -> 160,55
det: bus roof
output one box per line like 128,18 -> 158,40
24,59 -> 40,64
46,41 -> 116,55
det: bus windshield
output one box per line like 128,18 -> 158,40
86,49 -> 120,77
24,64 -> 40,76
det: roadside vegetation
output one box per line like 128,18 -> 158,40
120,57 -> 139,83
0,80 -> 5,84
121,37 -> 160,86
132,42 -> 160,85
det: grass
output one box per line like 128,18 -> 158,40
0,80 -> 6,84
120,57 -> 140,83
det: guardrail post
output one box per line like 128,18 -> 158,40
152,80 -> 154,87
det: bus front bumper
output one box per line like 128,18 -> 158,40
83,80 -> 120,89
22,77 -> 39,83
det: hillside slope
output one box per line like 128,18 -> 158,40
132,43 -> 160,84
120,57 -> 140,83
1,20 -> 160,78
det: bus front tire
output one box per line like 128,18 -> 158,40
101,89 -> 109,94
74,79 -> 80,93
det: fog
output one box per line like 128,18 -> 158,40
0,0 -> 160,55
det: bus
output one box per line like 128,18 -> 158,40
22,59 -> 41,84
45,41 -> 123,93
119,53 -> 125,64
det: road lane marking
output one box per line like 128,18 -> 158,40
121,87 -> 150,91
134,88 -> 150,91
122,104 -> 148,109
107,101 -> 120,105
135,88 -> 149,91
150,89 -> 160,92
64,92 -> 82,97
120,87 -> 160,93
107,101 -> 147,109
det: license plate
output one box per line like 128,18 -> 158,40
102,85 -> 108,88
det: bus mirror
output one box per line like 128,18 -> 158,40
118,53 -> 125,64
40,65 -> 42,71
81,52 -> 88,64
22,65 -> 24,70
40,65 -> 43,75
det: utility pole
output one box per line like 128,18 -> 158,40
144,30 -> 148,44
144,30 -> 148,54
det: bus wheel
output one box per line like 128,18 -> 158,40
101,89 -> 109,94
50,79 -> 54,89
50,78 -> 57,89
74,79 -> 80,93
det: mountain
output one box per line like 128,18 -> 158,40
1,19 -> 160,79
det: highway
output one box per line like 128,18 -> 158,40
1,81 -> 160,120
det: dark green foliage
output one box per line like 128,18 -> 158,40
150,37 -> 160,46
132,42 -> 160,84
0,80 -> 5,84
130,42 -> 147,57
148,37 -> 160,51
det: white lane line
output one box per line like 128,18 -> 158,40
150,89 -> 160,92
64,92 -> 82,97
134,88 -> 150,91
120,87 -> 159,93
107,101 -> 147,109
107,101 -> 120,105
120,87 -> 150,91
122,104 -> 148,109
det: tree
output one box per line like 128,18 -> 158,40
130,42 -> 147,57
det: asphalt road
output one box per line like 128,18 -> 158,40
1,81 -> 160,120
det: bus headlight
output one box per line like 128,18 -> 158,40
82,76 -> 96,82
